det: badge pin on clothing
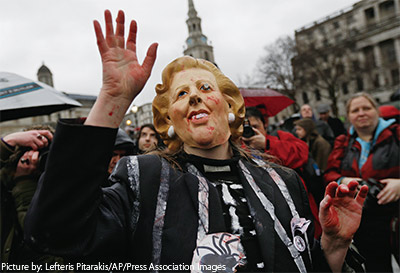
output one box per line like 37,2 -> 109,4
191,232 -> 246,273
290,217 -> 311,252
294,236 -> 306,252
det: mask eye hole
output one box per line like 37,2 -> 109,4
178,90 -> 188,98
200,83 -> 211,91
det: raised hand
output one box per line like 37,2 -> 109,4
241,127 -> 266,151
86,10 -> 158,127
3,130 -> 52,150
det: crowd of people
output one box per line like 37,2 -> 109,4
1,9 -> 399,273
244,95 -> 400,272
1,122 -> 163,265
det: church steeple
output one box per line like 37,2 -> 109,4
184,0 -> 216,64
188,0 -> 197,18
37,62 -> 54,87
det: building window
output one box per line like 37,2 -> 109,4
204,51 -> 209,61
374,75 -> 380,88
379,39 -> 397,65
311,72 -> 318,82
315,89 -> 321,101
346,15 -> 355,24
379,0 -> 395,18
349,28 -> 359,37
324,68 -> 331,78
364,7 -> 375,21
342,82 -> 349,94
333,21 -> 340,29
302,92 -> 309,104
356,77 -> 364,91
352,60 -> 360,70
362,46 -> 376,68
192,24 -> 196,30
336,64 -> 344,75
391,69 -> 399,85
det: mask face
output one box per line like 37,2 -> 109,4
167,68 -> 231,149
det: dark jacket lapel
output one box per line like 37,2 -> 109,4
239,160 -> 276,272
184,171 -> 225,235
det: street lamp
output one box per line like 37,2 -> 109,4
131,105 -> 138,113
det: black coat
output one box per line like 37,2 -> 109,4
326,117 -> 347,138
25,119 -> 331,272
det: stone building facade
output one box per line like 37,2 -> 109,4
292,0 -> 400,118
122,102 -> 153,139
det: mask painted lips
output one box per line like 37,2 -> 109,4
188,110 -> 209,121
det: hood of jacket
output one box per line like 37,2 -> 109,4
114,128 -> 134,155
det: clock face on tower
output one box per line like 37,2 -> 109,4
201,35 -> 207,44
187,38 -> 193,45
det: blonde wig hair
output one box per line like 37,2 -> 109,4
346,92 -> 379,115
152,56 -> 245,152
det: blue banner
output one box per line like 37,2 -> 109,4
0,82 -> 43,99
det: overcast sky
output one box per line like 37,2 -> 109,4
1,0 -> 359,107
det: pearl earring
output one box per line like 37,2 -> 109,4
228,113 -> 235,124
167,126 -> 175,138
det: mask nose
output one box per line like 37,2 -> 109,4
189,94 -> 202,106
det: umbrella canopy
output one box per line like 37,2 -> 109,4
239,87 -> 294,117
0,72 -> 82,122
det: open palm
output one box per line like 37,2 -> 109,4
94,10 -> 158,105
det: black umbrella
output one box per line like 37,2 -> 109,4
0,72 -> 82,122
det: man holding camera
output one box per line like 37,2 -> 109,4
242,107 -> 309,170
1,127 -> 63,266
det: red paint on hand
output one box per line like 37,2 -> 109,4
108,105 -> 119,117
319,181 -> 367,241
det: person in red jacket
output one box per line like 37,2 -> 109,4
242,107 -> 309,169
324,92 -> 400,272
